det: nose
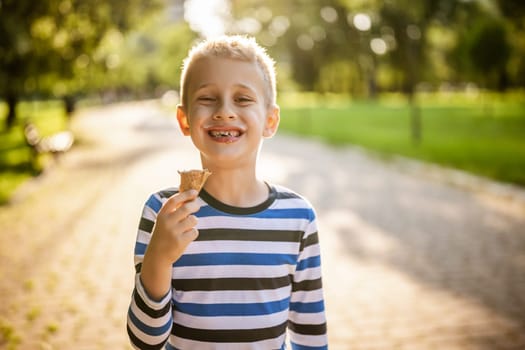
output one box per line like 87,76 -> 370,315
213,102 -> 236,121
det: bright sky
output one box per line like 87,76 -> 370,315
184,0 -> 231,39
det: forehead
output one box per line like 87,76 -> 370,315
187,57 -> 267,94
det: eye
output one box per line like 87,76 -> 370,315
197,96 -> 216,104
235,95 -> 255,104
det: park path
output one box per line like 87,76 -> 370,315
1,101 -> 524,349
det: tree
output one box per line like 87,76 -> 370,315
0,0 -> 161,130
468,19 -> 510,90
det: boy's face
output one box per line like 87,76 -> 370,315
177,57 -> 279,169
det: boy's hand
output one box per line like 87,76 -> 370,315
140,190 -> 200,300
148,190 -> 200,264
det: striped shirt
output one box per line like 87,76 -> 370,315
127,184 -> 328,349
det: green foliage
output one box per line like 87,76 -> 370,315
0,100 -> 67,204
234,0 -> 525,95
0,0 -> 160,97
2,0 -> 525,107
465,19 -> 510,89
279,91 -> 525,186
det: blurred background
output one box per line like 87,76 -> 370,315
1,0 -> 525,349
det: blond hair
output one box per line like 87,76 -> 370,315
180,35 -> 277,107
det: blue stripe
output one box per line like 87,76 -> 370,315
291,343 -> 327,350
134,242 -> 147,255
253,208 -> 314,220
296,255 -> 321,271
146,195 -> 162,213
289,300 -> 325,313
174,297 -> 290,316
173,252 -> 298,267
196,206 -> 314,220
128,306 -> 172,336
165,343 -> 179,350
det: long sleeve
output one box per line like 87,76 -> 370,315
127,193 -> 173,349
288,214 -> 328,350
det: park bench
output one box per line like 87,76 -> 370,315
23,122 -> 74,164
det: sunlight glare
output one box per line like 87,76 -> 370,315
184,0 -> 231,39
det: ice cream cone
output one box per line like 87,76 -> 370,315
178,169 -> 212,193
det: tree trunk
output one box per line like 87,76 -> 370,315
63,95 -> 76,118
408,92 -> 421,145
5,94 -> 18,130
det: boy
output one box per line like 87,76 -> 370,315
127,35 -> 328,349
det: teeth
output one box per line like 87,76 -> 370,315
209,130 -> 240,137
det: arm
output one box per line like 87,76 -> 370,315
289,215 -> 328,350
127,190 -> 200,349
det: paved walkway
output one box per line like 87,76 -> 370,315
1,101 -> 524,349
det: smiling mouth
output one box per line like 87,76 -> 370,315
208,130 -> 241,138
207,129 -> 244,143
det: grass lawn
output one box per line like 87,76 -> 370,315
0,100 -> 69,204
278,91 -> 525,186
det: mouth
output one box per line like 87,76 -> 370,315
206,127 -> 244,143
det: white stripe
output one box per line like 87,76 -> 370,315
173,309 -> 289,330
174,286 -> 292,304
293,266 -> 322,282
290,289 -> 324,303
185,240 -> 300,255
143,203 -> 159,219
130,299 -> 172,328
272,197 -> 312,209
304,221 -> 318,236
127,313 -> 171,346
135,274 -> 172,310
272,184 -> 301,196
288,310 -> 326,325
169,333 -> 286,350
198,216 -> 310,231
137,230 -> 152,245
172,264 -> 294,279
288,329 -> 328,347
299,244 -> 321,259
134,256 -> 144,265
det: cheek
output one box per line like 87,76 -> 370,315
189,105 -> 215,122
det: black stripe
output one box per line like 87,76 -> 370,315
288,320 -> 327,336
172,275 -> 292,291
139,217 -> 155,233
133,288 -> 171,318
197,228 -> 303,242
159,189 -> 177,198
127,324 -> 167,350
135,262 -> 142,274
292,278 -> 323,292
303,231 -> 319,249
199,185 -> 277,215
172,321 -> 288,343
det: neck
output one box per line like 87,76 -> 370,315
201,165 -> 268,208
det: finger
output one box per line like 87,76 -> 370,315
161,190 -> 198,214
181,227 -> 199,244
174,215 -> 198,234
166,200 -> 200,225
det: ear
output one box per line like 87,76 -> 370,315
263,104 -> 280,138
176,105 -> 191,136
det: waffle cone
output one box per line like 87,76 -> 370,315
178,169 -> 212,193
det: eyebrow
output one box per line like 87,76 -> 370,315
193,83 -> 259,95
193,83 -> 258,98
